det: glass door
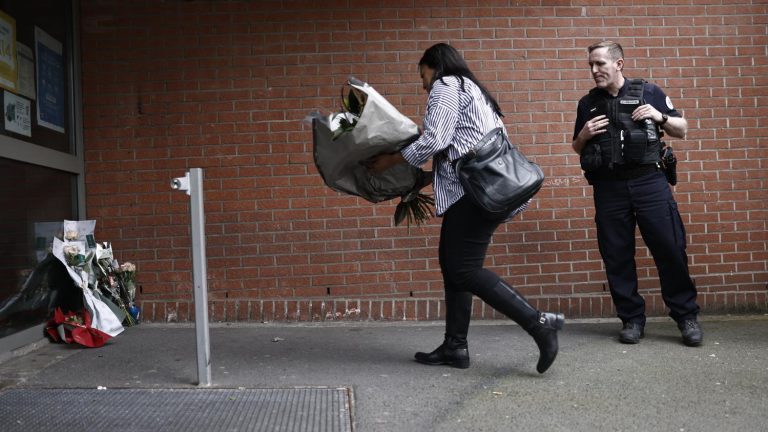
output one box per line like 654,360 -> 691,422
0,0 -> 83,354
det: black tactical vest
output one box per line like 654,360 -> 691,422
580,79 -> 662,172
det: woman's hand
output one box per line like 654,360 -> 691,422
365,152 -> 406,174
423,170 -> 434,187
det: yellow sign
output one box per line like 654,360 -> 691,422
0,9 -> 17,92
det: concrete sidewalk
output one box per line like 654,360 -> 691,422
1,315 -> 767,431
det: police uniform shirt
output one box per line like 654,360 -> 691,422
572,79 -> 682,142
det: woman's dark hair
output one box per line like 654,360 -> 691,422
419,43 -> 503,118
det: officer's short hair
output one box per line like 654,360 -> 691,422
588,41 -> 624,61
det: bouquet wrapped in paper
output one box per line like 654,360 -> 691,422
311,77 -> 434,225
45,307 -> 111,348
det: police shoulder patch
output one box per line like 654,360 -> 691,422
666,96 -> 674,110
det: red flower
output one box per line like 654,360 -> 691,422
45,308 -> 112,348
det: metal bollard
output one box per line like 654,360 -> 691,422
171,168 -> 212,386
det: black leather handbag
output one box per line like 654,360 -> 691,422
455,127 -> 545,215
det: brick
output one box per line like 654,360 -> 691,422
76,0 -> 767,323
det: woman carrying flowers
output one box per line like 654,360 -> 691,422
367,43 -> 564,373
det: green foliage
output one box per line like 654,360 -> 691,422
394,193 -> 434,226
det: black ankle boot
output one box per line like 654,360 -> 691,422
414,336 -> 470,369
528,312 -> 565,373
473,280 -> 564,374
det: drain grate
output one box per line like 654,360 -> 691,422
0,387 -> 353,432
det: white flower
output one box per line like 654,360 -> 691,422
62,245 -> 80,257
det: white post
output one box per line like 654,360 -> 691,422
171,168 -> 212,386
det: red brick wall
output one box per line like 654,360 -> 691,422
79,0 -> 768,322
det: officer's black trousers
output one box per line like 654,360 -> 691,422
592,170 -> 700,325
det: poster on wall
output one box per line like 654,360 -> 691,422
0,10 -> 18,92
35,26 -> 65,133
16,42 -> 35,99
4,90 -> 31,136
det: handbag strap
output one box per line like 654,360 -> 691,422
452,126 -> 506,170
442,92 -> 507,168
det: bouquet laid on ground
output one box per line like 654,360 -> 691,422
45,307 -> 112,348
310,77 -> 434,225
44,220 -> 140,348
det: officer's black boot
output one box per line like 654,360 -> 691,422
475,280 -> 564,373
415,291 -> 472,369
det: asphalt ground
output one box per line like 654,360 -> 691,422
1,314 -> 767,431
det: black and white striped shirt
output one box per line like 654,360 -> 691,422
401,75 -> 505,216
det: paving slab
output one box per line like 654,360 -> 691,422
0,315 -> 766,431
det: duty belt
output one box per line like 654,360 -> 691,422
587,164 -> 658,181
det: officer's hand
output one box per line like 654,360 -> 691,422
581,114 -> 609,140
632,104 -> 663,123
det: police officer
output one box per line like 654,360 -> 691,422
572,41 -> 703,346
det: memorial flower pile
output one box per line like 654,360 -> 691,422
45,220 -> 140,348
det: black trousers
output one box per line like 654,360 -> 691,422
592,170 -> 700,325
438,196 -> 535,339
